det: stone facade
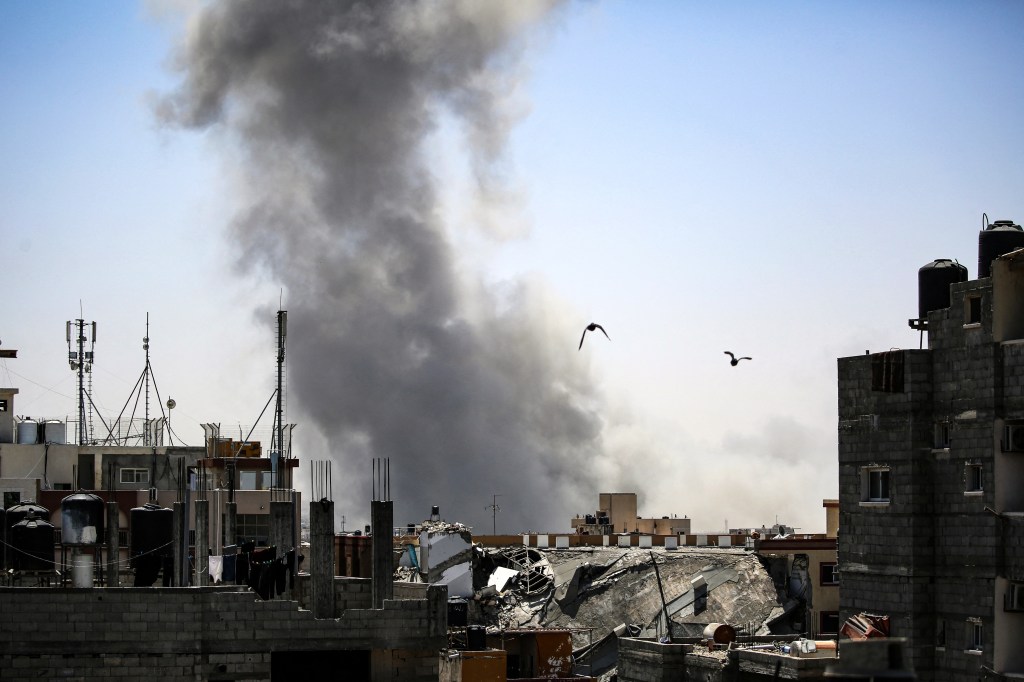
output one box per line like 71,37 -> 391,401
837,249 -> 1024,679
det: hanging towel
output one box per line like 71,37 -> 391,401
209,555 -> 223,584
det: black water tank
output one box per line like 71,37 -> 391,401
979,219 -> 1024,278
61,492 -> 106,545
466,625 -> 487,651
448,599 -> 468,627
7,501 -> 50,529
130,503 -> 174,560
918,259 -> 968,319
10,512 -> 55,571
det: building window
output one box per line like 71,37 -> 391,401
967,619 -> 983,652
936,619 -> 945,648
119,468 -> 150,485
966,296 -> 982,325
0,399 -> 7,412
965,463 -> 983,493
861,467 -> 891,503
232,513 -> 270,546
3,491 -> 21,509
934,422 -> 951,449
819,562 -> 839,586
820,612 -> 840,636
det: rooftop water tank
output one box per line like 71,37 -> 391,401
918,259 -> 968,319
16,419 -> 38,445
978,219 -> 1024,278
61,492 -> 105,545
41,420 -> 66,445
10,512 -> 55,572
130,503 -> 174,560
703,622 -> 737,644
7,502 -> 50,528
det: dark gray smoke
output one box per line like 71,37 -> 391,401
159,0 -> 607,531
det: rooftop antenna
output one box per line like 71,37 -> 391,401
143,314 -> 151,445
67,314 -> 96,445
166,397 -> 176,446
273,307 -> 287,487
485,494 -> 502,535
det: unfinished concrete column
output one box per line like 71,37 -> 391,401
371,499 -> 394,608
172,501 -> 185,587
310,498 -> 335,618
194,499 -> 209,587
224,501 -> 237,548
269,500 -> 294,598
106,499 -> 119,587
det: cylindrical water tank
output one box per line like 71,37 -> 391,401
61,492 -> 105,545
703,622 -> 737,644
16,419 -> 38,445
10,513 -> 55,572
41,420 -> 66,445
979,219 -> 1024,278
918,259 -> 968,319
466,625 -> 487,651
7,502 -> 50,529
130,503 -> 174,560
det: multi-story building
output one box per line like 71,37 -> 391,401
570,491 -> 691,536
837,224 -> 1024,679
755,499 -> 840,639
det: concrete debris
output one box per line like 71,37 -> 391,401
840,612 -> 890,639
467,546 -> 782,677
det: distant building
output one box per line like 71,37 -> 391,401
754,500 -> 839,639
571,492 -> 691,535
837,231 -> 1024,678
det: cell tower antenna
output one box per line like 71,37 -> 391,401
144,313 -> 151,445
67,316 -> 96,445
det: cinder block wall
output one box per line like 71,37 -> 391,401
616,638 -> 690,682
0,585 -> 446,681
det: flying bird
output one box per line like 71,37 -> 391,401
579,323 -> 610,350
724,351 -> 751,366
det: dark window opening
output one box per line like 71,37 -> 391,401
819,562 -> 839,586
966,464 -> 983,492
967,296 -> 982,324
820,612 -> 840,636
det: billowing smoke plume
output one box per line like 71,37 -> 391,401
159,0 -> 608,531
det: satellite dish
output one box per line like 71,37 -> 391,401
166,398 -> 176,410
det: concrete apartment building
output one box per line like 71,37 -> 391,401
837,223 -> 1024,680
755,499 -> 840,639
570,492 -> 692,536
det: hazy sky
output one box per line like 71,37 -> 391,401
3,1 -> 1024,535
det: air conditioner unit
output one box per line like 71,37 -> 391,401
1003,425 -> 1024,452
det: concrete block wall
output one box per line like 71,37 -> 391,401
0,585 -> 446,681
617,638 -> 690,682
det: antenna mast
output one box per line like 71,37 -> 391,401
274,309 -> 287,486
143,313 -> 151,446
67,318 -> 96,445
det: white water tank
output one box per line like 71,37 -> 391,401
41,420 -> 66,444
16,419 -> 38,445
